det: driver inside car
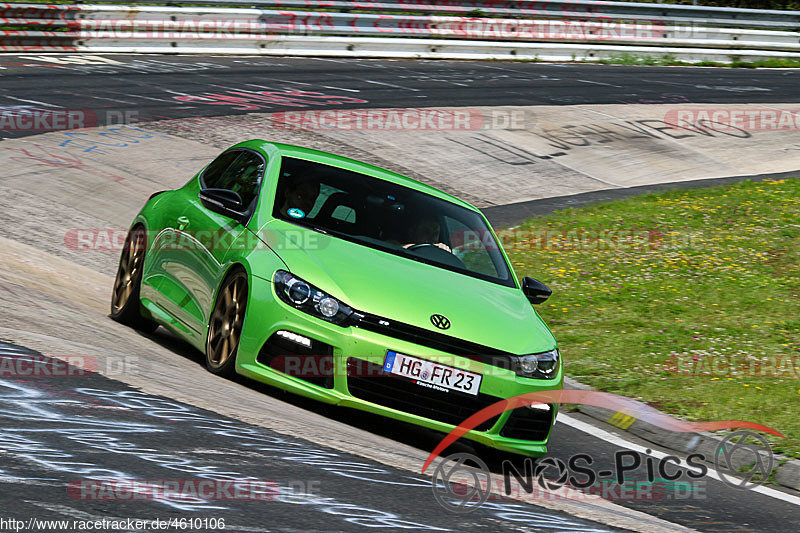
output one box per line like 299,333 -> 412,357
403,216 -> 451,252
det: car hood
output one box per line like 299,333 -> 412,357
260,220 -> 556,354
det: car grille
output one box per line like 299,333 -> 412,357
499,406 -> 553,442
348,312 -> 514,370
346,358 -> 502,431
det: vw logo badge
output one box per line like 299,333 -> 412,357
430,314 -> 451,330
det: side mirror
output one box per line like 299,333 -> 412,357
199,188 -> 247,224
522,276 -> 552,305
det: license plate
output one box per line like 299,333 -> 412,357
383,351 -> 482,396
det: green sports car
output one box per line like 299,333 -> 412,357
111,140 -> 561,456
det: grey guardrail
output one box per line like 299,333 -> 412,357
1,2 -> 799,61
43,0 -> 800,29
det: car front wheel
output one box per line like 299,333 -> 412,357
206,269 -> 248,376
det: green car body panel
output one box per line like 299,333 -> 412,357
129,140 -> 562,457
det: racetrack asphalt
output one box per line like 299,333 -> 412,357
1,54 -> 800,532
0,341 -> 621,533
1,55 -> 799,142
2,333 -> 799,532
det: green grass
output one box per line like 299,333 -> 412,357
594,53 -> 800,68
728,57 -> 800,68
503,179 -> 800,457
596,53 -> 684,66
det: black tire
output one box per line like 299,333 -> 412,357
110,226 -> 159,333
205,268 -> 248,377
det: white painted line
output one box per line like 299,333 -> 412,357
249,80 -> 311,87
72,93 -> 137,105
694,84 -> 771,93
117,92 -> 175,104
577,79 -> 623,88
159,88 -> 199,98
365,79 -> 421,92
559,413 -> 800,507
93,92 -> 141,105
321,85 -> 360,93
2,96 -> 63,108
575,107 -> 625,120
310,58 -> 350,64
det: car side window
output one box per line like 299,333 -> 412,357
201,151 -> 239,188
201,150 -> 266,212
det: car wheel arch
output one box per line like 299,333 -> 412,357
206,263 -> 251,329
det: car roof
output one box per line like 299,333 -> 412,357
239,139 -> 479,213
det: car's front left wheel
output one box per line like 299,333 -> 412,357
110,225 -> 159,333
206,269 -> 248,376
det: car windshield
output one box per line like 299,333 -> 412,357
273,157 -> 515,287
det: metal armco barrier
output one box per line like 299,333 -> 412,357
1,2 -> 799,62
17,1 -> 800,30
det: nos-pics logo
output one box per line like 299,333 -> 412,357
431,430 -> 774,513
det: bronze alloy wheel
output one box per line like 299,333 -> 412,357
112,228 -> 146,313
206,270 -> 248,374
110,226 -> 158,332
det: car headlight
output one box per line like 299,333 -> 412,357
273,270 -> 354,325
511,349 -> 559,379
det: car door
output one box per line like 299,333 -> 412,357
174,149 -> 266,338
142,150 -> 237,337
140,185 -> 200,335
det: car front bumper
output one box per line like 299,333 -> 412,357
235,276 -> 562,457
